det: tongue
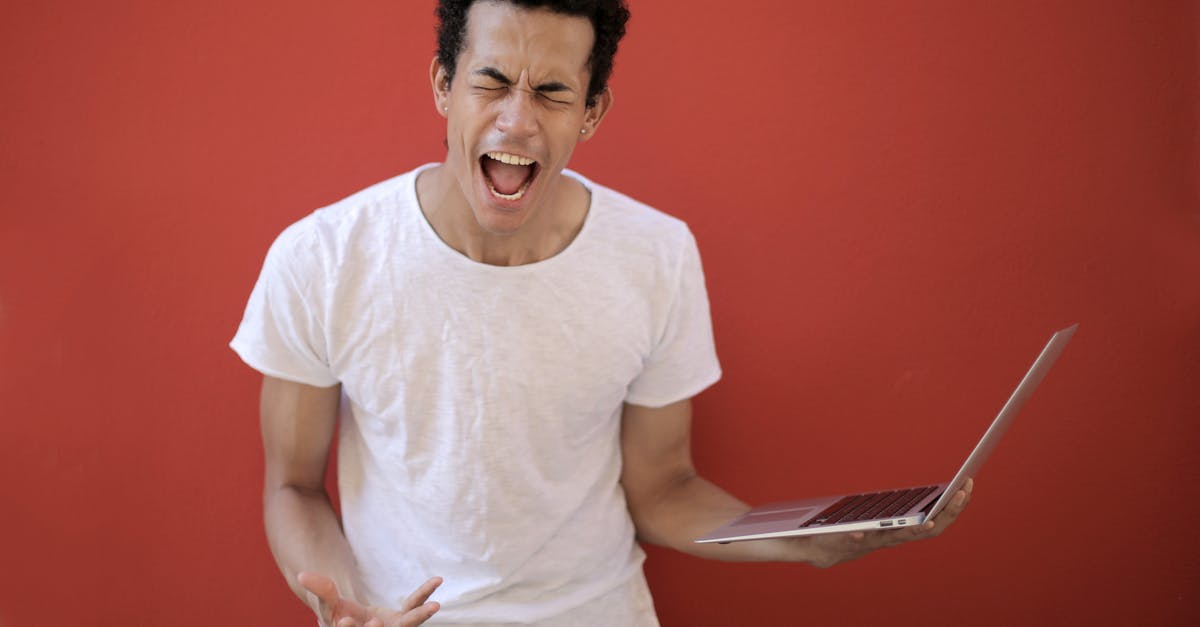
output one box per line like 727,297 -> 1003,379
483,158 -> 533,195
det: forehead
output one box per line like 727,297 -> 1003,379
462,2 -> 595,76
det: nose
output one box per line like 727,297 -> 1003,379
495,89 -> 539,138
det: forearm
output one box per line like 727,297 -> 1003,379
264,484 -> 366,609
621,400 -> 829,564
629,473 -> 809,563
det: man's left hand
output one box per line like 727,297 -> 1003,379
776,478 -> 974,568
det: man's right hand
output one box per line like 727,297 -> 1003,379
298,572 -> 443,627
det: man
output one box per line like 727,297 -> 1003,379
231,1 -> 973,625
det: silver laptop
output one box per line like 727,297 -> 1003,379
695,323 -> 1078,544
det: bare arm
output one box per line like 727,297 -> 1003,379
260,376 -> 442,626
619,399 -> 973,566
618,399 -> 767,561
259,376 -> 366,611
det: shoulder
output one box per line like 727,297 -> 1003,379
575,172 -> 696,256
268,167 -> 424,268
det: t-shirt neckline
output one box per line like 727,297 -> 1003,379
407,162 -> 597,273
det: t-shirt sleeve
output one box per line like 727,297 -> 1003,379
229,221 -> 339,387
624,228 -> 722,407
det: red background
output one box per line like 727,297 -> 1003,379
2,1 -> 1197,625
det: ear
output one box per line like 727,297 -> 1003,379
430,57 -> 451,118
578,87 -> 614,142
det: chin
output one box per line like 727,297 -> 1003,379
471,202 -> 533,236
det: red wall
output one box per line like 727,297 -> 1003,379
2,1 -> 1197,625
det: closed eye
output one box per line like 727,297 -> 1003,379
471,67 -> 576,104
538,92 -> 572,105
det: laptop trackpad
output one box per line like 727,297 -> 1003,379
739,506 -> 818,525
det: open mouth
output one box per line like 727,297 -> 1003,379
480,151 -> 539,201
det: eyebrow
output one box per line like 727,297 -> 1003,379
473,67 -> 573,94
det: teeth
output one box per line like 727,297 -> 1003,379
485,151 -> 535,166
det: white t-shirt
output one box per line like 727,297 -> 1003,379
231,164 -> 721,624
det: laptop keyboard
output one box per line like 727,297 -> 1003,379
800,485 -> 940,527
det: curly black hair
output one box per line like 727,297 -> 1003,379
436,0 -> 631,108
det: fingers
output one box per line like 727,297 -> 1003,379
397,600 -> 441,626
400,577 -> 443,613
942,482 -> 973,520
917,479 -> 974,535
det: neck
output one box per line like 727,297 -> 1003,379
416,164 -> 589,266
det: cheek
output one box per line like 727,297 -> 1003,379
445,119 -> 474,159
551,130 -> 583,162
